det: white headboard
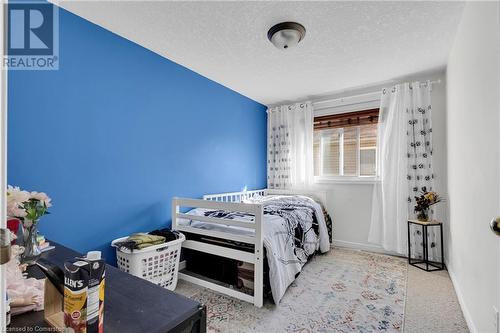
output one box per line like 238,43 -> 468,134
203,188 -> 328,207
203,189 -> 266,202
265,189 -> 328,207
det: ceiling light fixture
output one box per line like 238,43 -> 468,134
267,22 -> 306,50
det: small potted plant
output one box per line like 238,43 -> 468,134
7,185 -> 52,264
414,189 -> 442,222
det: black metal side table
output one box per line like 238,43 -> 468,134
407,219 -> 445,272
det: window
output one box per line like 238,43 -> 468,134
313,109 -> 378,179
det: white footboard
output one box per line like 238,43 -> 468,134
172,197 -> 264,307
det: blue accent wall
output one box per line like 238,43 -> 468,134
8,5 -> 267,263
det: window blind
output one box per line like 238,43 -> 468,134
313,109 -> 379,178
360,124 -> 377,176
314,128 -> 341,176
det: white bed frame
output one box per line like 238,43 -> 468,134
171,189 -> 327,307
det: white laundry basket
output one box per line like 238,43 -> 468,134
112,232 -> 185,290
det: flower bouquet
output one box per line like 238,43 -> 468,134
7,185 -> 52,264
414,189 -> 442,222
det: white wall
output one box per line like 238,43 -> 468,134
446,2 -> 500,332
313,70 -> 448,254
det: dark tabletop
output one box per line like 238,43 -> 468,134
10,241 -> 205,333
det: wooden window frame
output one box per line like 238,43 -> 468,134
314,108 -> 379,130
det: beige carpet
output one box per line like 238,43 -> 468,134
404,264 -> 469,333
176,248 -> 469,333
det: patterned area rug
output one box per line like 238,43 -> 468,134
176,248 -> 407,333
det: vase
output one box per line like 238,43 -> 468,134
417,209 -> 430,222
21,222 -> 41,265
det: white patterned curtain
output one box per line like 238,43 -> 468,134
369,82 -> 438,258
267,102 -> 314,189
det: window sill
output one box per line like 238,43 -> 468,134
314,177 -> 379,185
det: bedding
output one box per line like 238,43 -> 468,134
178,194 -> 330,303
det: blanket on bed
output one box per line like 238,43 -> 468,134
182,195 -> 330,303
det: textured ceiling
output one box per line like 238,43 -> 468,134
52,1 -> 464,105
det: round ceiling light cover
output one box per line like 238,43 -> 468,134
267,22 -> 306,50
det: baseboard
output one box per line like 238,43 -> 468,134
332,239 -> 396,255
446,263 -> 477,333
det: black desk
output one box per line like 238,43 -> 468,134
9,241 -> 206,333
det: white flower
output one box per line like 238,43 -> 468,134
6,185 -> 30,218
7,186 -> 30,205
30,191 -> 52,208
7,185 -> 19,191
10,206 -> 27,218
6,185 -> 52,218
44,198 -> 52,208
30,191 -> 47,201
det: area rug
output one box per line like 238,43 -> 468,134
176,248 -> 407,333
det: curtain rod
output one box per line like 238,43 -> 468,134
312,79 -> 442,107
268,79 -> 442,111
